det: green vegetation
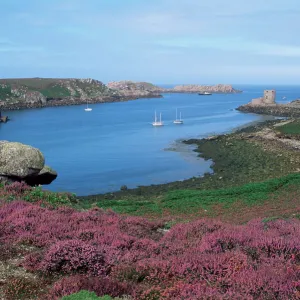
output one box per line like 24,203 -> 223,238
0,85 -> 12,99
40,85 -> 72,98
95,173 -> 300,221
62,291 -> 113,300
277,120 -> 300,135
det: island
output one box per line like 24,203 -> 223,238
163,84 -> 242,94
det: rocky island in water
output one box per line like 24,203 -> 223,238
0,78 -> 241,110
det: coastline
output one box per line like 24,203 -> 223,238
1,90 -> 240,111
0,94 -> 163,111
236,103 -> 300,118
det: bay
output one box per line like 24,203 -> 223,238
1,84 -> 299,195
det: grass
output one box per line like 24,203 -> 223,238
277,120 -> 300,135
62,291 -> 113,300
95,173 -> 300,223
40,85 -> 72,98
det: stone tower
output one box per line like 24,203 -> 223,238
263,90 -> 276,104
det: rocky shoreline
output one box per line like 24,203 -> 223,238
0,94 -> 163,111
237,102 -> 300,117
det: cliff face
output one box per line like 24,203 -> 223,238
0,78 -> 120,110
107,81 -> 162,97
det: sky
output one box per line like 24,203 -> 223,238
0,0 -> 300,84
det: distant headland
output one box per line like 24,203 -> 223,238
0,78 -> 241,110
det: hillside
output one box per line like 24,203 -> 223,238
0,78 -> 121,110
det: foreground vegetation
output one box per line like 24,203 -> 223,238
0,183 -> 299,299
0,119 -> 300,299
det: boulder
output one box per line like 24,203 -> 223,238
0,141 -> 57,186
0,142 -> 44,178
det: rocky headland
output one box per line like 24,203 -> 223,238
107,80 -> 162,98
163,84 -> 242,94
0,141 -> 57,185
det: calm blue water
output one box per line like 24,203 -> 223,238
1,85 -> 300,195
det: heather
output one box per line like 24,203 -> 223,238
0,197 -> 299,299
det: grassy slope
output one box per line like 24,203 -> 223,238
94,173 -> 300,223
277,119 -> 300,134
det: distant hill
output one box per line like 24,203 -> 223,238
0,78 -> 120,109
107,80 -> 162,97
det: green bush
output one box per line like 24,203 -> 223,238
62,290 -> 113,300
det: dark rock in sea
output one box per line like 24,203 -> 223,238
120,185 -> 128,191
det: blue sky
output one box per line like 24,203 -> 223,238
1,0 -> 300,84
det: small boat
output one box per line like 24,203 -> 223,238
152,111 -> 164,126
282,96 -> 287,100
173,108 -> 183,124
198,92 -> 212,95
84,101 -> 92,111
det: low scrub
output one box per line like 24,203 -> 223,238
0,199 -> 299,299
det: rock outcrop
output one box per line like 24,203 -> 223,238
0,141 -> 57,185
164,84 -> 241,94
107,81 -> 162,98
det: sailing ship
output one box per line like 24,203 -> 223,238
84,101 -> 92,111
152,111 -> 164,126
173,108 -> 183,124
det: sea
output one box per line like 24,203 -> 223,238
1,85 -> 300,196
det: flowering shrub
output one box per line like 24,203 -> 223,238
0,201 -> 299,299
40,240 -> 105,275
47,275 -> 132,299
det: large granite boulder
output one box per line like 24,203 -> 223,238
0,141 -> 57,186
